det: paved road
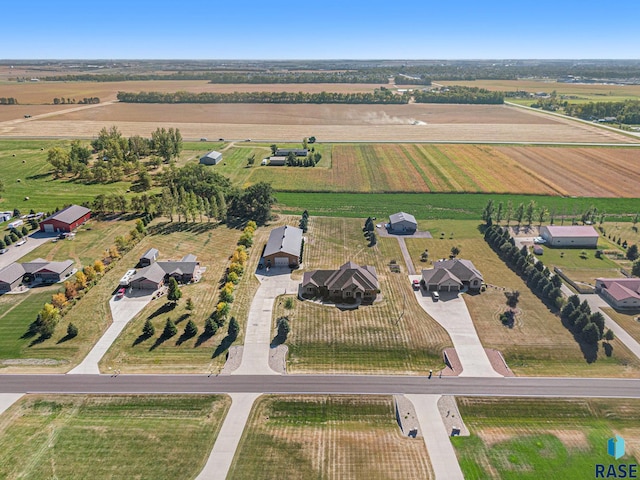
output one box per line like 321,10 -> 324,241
0,232 -> 57,270
232,268 -> 298,375
2,374 -> 639,397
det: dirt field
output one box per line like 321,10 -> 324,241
1,102 -> 635,143
496,146 -> 640,197
0,80 -> 385,104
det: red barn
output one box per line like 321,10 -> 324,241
39,205 -> 91,233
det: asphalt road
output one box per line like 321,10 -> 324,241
2,374 -> 639,398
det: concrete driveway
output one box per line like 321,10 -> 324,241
0,231 -> 57,269
232,267 -> 298,375
410,276 -> 502,377
68,288 -> 155,374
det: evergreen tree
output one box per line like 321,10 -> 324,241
167,277 -> 182,304
163,318 -> 177,338
143,319 -> 155,337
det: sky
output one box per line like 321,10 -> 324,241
1,0 -> 639,59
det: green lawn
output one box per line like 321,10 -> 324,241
228,395 -> 432,480
452,397 -> 640,480
602,308 -> 640,344
0,394 -> 230,480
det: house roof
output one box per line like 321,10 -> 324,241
130,263 -> 166,285
22,258 -> 73,275
141,248 -> 159,260
0,263 -> 26,284
389,212 -> 417,226
597,278 -> 640,302
542,225 -> 599,238
264,225 -> 303,258
421,268 -> 463,287
432,258 -> 483,283
275,148 -> 308,156
181,254 -> 197,263
42,205 -> 90,225
159,261 -> 198,277
303,261 -> 379,292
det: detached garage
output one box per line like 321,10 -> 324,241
40,205 -> 91,233
539,225 -> 599,248
199,151 -> 222,165
263,225 -> 303,268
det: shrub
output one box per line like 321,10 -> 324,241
284,297 -> 295,309
66,322 -> 78,338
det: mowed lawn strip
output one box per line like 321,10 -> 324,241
0,394 -> 230,480
404,220 -> 640,377
602,308 -> 640,345
273,216 -> 451,374
228,395 -> 433,480
100,220 -> 246,373
452,397 -> 640,480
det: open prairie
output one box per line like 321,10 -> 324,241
1,101 -> 636,143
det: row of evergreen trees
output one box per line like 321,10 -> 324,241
561,295 -> 613,346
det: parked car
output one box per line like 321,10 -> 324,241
0,248 -> 7,254
200,137 -> 208,142
116,288 -> 126,299
533,237 -> 547,244
15,239 -> 26,246
431,291 -> 440,301
412,279 -> 420,290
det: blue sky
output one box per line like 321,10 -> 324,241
1,0 -> 639,59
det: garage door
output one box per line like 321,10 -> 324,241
274,257 -> 290,266
43,223 -> 54,233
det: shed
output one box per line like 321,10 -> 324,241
39,205 -> 91,233
199,151 -> 223,165
275,148 -> 308,157
140,248 -> 159,267
268,156 -> 287,166
539,225 -> 599,248
388,212 -> 417,234
263,225 -> 303,267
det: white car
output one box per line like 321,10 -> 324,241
431,291 -> 440,301
533,237 -> 546,244
0,248 -> 7,254
15,239 -> 26,246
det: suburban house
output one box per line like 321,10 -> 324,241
263,225 -> 303,268
388,212 -> 417,234
139,248 -> 159,267
275,148 -> 308,157
0,263 -> 27,293
22,258 -> 74,283
129,253 -> 199,290
421,259 -> 483,292
39,205 -> 91,233
539,225 -> 599,248
595,278 -> 640,309
199,150 -> 223,165
302,261 -> 379,302
0,258 -> 74,292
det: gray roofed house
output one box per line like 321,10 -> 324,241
263,225 -> 303,267
199,151 -> 223,165
181,253 -> 197,263
22,258 -> 74,283
140,248 -> 159,267
129,263 -> 166,290
0,263 -> 26,292
421,258 -> 483,292
275,148 -> 308,157
388,212 -> 418,234
302,261 -> 379,303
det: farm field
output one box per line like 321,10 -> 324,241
100,219 -> 250,374
452,397 -> 640,480
271,216 -> 451,374
0,394 -> 230,480
228,395 -> 432,480
2,102 -> 636,143
0,80 -> 387,104
404,220 -> 640,377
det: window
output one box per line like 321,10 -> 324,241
345,291 -> 352,297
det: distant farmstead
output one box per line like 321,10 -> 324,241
263,225 -> 303,268
539,225 -> 599,248
199,151 -> 223,165
40,205 -> 91,233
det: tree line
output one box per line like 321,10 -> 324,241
565,100 -> 640,124
53,97 -> 100,105
414,86 -> 504,104
116,89 -> 410,104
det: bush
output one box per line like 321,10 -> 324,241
284,297 -> 294,309
66,322 -> 78,338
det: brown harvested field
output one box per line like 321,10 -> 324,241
0,80 -> 384,104
228,395 -> 433,480
0,104 -> 68,121
439,79 -> 640,97
2,105 -> 636,143
496,145 -> 640,197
